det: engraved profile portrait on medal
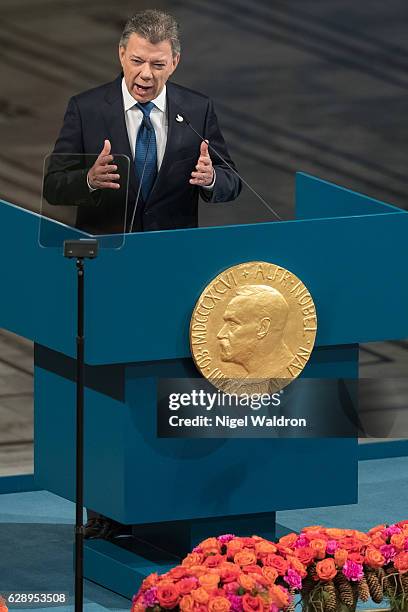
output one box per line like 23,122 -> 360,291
190,262 -> 318,395
217,285 -> 294,379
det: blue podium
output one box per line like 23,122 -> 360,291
1,172 -> 408,599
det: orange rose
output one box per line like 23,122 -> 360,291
169,566 -> 188,580
334,548 -> 348,568
352,531 -> 371,546
303,525 -> 324,532
276,544 -> 293,556
243,564 -> 263,575
287,555 -> 307,578
269,585 -> 290,608
391,534 -> 406,550
264,553 -> 289,575
208,596 -> 231,612
219,562 -> 240,583
241,537 -> 257,548
199,573 -> 221,592
316,558 -> 337,581
205,554 -> 226,568
348,553 -> 364,565
177,577 -> 200,596
200,537 -> 220,555
394,552 -> 408,573
227,539 -> 244,558
370,533 -> 387,548
325,528 -> 346,540
234,550 -> 257,567
188,565 -> 208,578
365,546 -> 385,569
248,573 -> 269,588
295,546 -> 315,566
191,588 -> 210,604
180,595 -> 195,612
157,582 -> 180,609
304,530 -> 327,542
368,524 -> 386,536
310,539 -> 327,559
238,573 -> 256,591
255,540 -> 278,557
338,537 -> 362,553
183,552 -> 204,567
262,566 -> 279,584
141,572 -> 159,589
279,533 -> 298,548
242,593 -> 264,612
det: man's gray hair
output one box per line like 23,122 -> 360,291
120,9 -> 181,56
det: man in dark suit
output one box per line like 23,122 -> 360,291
44,9 -> 241,539
44,9 -> 241,234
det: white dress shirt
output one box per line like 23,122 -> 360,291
122,77 -> 168,168
122,78 -> 215,189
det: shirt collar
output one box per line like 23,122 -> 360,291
121,77 -> 166,113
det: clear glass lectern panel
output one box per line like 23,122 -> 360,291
39,153 -> 130,249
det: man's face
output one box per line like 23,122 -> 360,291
119,33 -> 180,102
217,297 -> 261,366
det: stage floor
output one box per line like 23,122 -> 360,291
1,456 -> 407,610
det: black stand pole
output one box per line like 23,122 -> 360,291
75,256 -> 85,612
63,239 -> 98,612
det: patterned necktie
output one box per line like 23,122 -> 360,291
135,101 -> 157,201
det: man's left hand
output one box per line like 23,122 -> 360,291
190,140 -> 214,186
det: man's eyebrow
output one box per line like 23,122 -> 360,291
130,55 -> 167,63
224,315 -> 241,324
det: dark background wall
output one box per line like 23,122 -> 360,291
1,0 -> 408,225
0,1 -> 407,474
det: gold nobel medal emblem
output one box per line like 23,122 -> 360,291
190,262 -> 317,395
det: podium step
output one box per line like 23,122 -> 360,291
84,538 -> 177,600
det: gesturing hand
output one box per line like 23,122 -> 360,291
87,140 -> 120,190
189,140 -> 214,187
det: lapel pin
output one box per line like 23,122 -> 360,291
176,114 -> 184,123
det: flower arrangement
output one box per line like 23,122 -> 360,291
131,524 -> 408,612
282,523 -> 408,612
132,534 -> 303,612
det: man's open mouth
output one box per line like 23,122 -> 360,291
134,83 -> 152,92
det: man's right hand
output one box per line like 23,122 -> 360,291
87,140 -> 120,190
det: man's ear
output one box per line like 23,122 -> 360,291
118,45 -> 126,68
257,318 -> 271,339
170,53 -> 180,75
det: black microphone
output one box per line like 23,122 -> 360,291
174,111 -> 282,221
128,120 -> 154,233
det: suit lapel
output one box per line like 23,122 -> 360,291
102,76 -> 139,200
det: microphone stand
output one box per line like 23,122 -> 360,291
129,116 -> 154,233
174,111 -> 283,222
63,238 -> 99,612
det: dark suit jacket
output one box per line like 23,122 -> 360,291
43,75 -> 242,233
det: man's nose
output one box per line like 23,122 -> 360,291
217,325 -> 227,339
140,63 -> 153,80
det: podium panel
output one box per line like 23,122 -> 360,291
0,172 -> 406,598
